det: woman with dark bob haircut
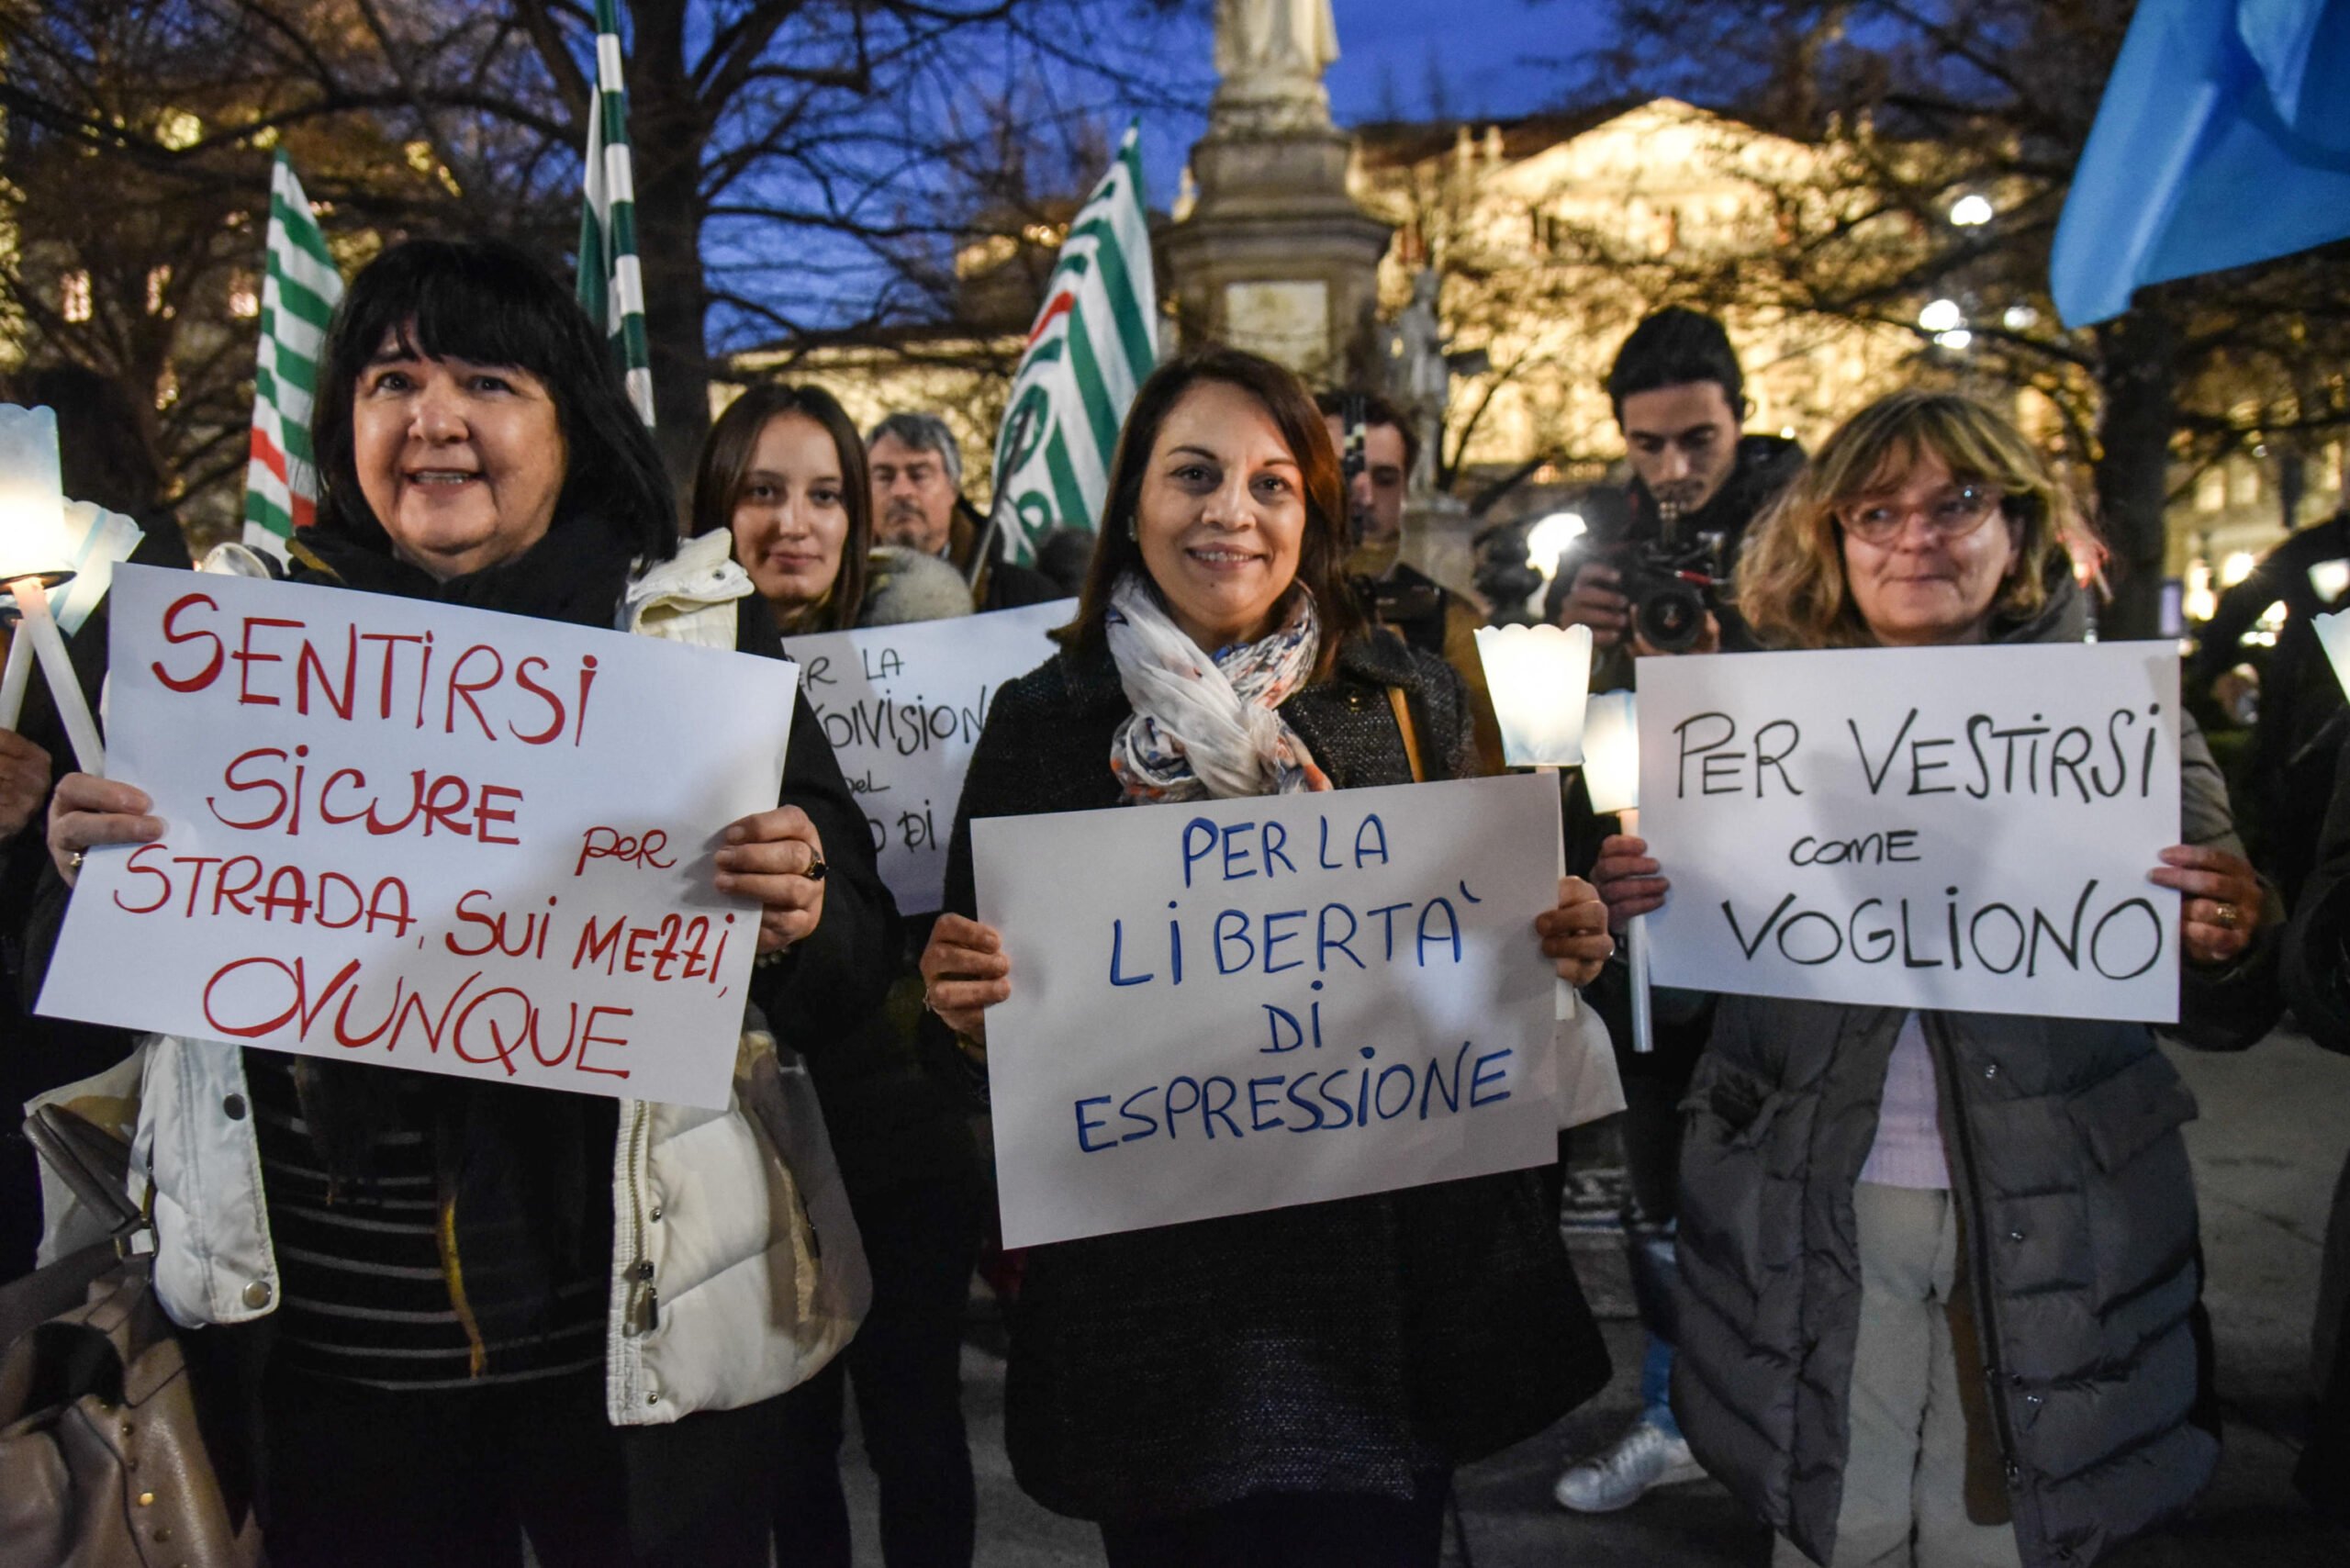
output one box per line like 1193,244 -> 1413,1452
915,346 -> 1617,1565
32,238 -> 899,1568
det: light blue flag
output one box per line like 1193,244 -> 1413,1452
2051,0 -> 2350,328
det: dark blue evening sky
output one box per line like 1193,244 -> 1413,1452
1127,0 -> 1607,210
1321,0 -> 1599,122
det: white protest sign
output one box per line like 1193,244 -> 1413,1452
1636,644 -> 2182,1023
790,599 -> 1069,913
38,565 -> 798,1110
974,771 -> 1564,1249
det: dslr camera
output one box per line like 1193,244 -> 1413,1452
1604,506 -> 1726,653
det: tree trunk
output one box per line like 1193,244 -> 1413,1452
2091,309 -> 2179,642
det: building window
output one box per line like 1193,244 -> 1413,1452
2196,467 -> 2226,512
61,270 -> 92,322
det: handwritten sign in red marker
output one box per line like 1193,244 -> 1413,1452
38,565 -> 799,1110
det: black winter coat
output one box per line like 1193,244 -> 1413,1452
939,632 -> 1609,1522
1673,587 -> 2279,1568
2279,733 -> 2350,1519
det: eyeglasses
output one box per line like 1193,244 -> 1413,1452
1836,483 -> 2004,545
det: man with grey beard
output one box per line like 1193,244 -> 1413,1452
867,412 -> 1061,613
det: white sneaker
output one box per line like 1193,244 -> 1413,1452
1551,1417 -> 1706,1513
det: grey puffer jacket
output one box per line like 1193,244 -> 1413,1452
1673,579 -> 2281,1568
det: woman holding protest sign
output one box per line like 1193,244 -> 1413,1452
915,346 -> 1616,1566
28,239 -> 896,1568
1593,390 -> 2278,1568
691,384 -> 990,1566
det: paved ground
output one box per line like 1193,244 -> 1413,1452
827,1029 -> 2350,1565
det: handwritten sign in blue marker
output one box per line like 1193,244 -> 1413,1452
1637,643 -> 2183,1023
973,771 -> 1564,1249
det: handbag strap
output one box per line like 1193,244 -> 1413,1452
1386,686 -> 1426,783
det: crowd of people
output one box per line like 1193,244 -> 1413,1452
3,235 -> 2346,1568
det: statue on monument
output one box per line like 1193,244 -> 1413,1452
1212,0 -> 1339,132
1391,269 -> 1449,498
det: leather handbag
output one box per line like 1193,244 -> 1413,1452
0,1105 -> 252,1568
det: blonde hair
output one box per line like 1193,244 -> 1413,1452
1733,390 -> 2080,650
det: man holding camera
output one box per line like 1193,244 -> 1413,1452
1549,308 -> 1803,1516
1550,308 -> 1803,689
1318,389 -> 1505,775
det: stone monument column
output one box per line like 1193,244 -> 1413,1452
1163,0 -> 1391,384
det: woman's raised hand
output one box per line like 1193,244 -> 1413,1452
1591,833 -> 1669,934
715,805 -> 828,953
1536,875 -> 1615,986
48,773 -> 163,886
2151,844 -> 2264,968
920,914 -> 1012,1044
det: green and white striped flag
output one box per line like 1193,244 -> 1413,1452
989,120 -> 1158,564
576,0 -> 654,427
242,151 -> 342,555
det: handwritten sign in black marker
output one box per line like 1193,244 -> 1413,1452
1637,644 -> 2182,1024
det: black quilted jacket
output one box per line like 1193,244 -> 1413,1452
939,631 -> 1609,1522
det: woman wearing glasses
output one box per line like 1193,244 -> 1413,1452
1593,392 -> 2279,1567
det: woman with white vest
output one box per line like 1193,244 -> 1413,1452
28,239 -> 896,1568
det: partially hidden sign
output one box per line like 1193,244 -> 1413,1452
38,565 -> 799,1110
789,599 -> 1069,913
1636,643 -> 2182,1023
974,772 -> 1564,1249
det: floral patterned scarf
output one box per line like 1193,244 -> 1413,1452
1105,572 -> 1333,803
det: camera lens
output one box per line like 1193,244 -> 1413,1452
1637,581 -> 1708,652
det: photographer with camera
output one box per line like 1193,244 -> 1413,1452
1549,308 -> 1804,1517
1318,389 -> 1505,775
1550,308 -> 1804,689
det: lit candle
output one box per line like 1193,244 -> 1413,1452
1580,690 -> 1651,1054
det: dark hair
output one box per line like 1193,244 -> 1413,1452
309,238 -> 677,563
16,364 -> 164,517
690,382 -> 871,634
1313,387 -> 1420,475
1067,346 -> 1363,680
1606,307 -> 1744,421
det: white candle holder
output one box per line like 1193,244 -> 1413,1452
1472,622 -> 1595,768
0,404 -> 105,774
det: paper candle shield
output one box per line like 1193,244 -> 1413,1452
2316,608 -> 2350,700
1581,689 -> 1639,814
0,406 -> 75,588
1472,622 -> 1594,767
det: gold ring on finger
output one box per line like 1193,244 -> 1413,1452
2213,902 -> 2241,931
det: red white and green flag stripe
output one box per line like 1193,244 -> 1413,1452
988,120 -> 1158,564
576,0 -> 654,427
241,151 -> 342,554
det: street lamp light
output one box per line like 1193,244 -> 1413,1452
1524,511 -> 1586,580
1950,194 -> 1995,227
